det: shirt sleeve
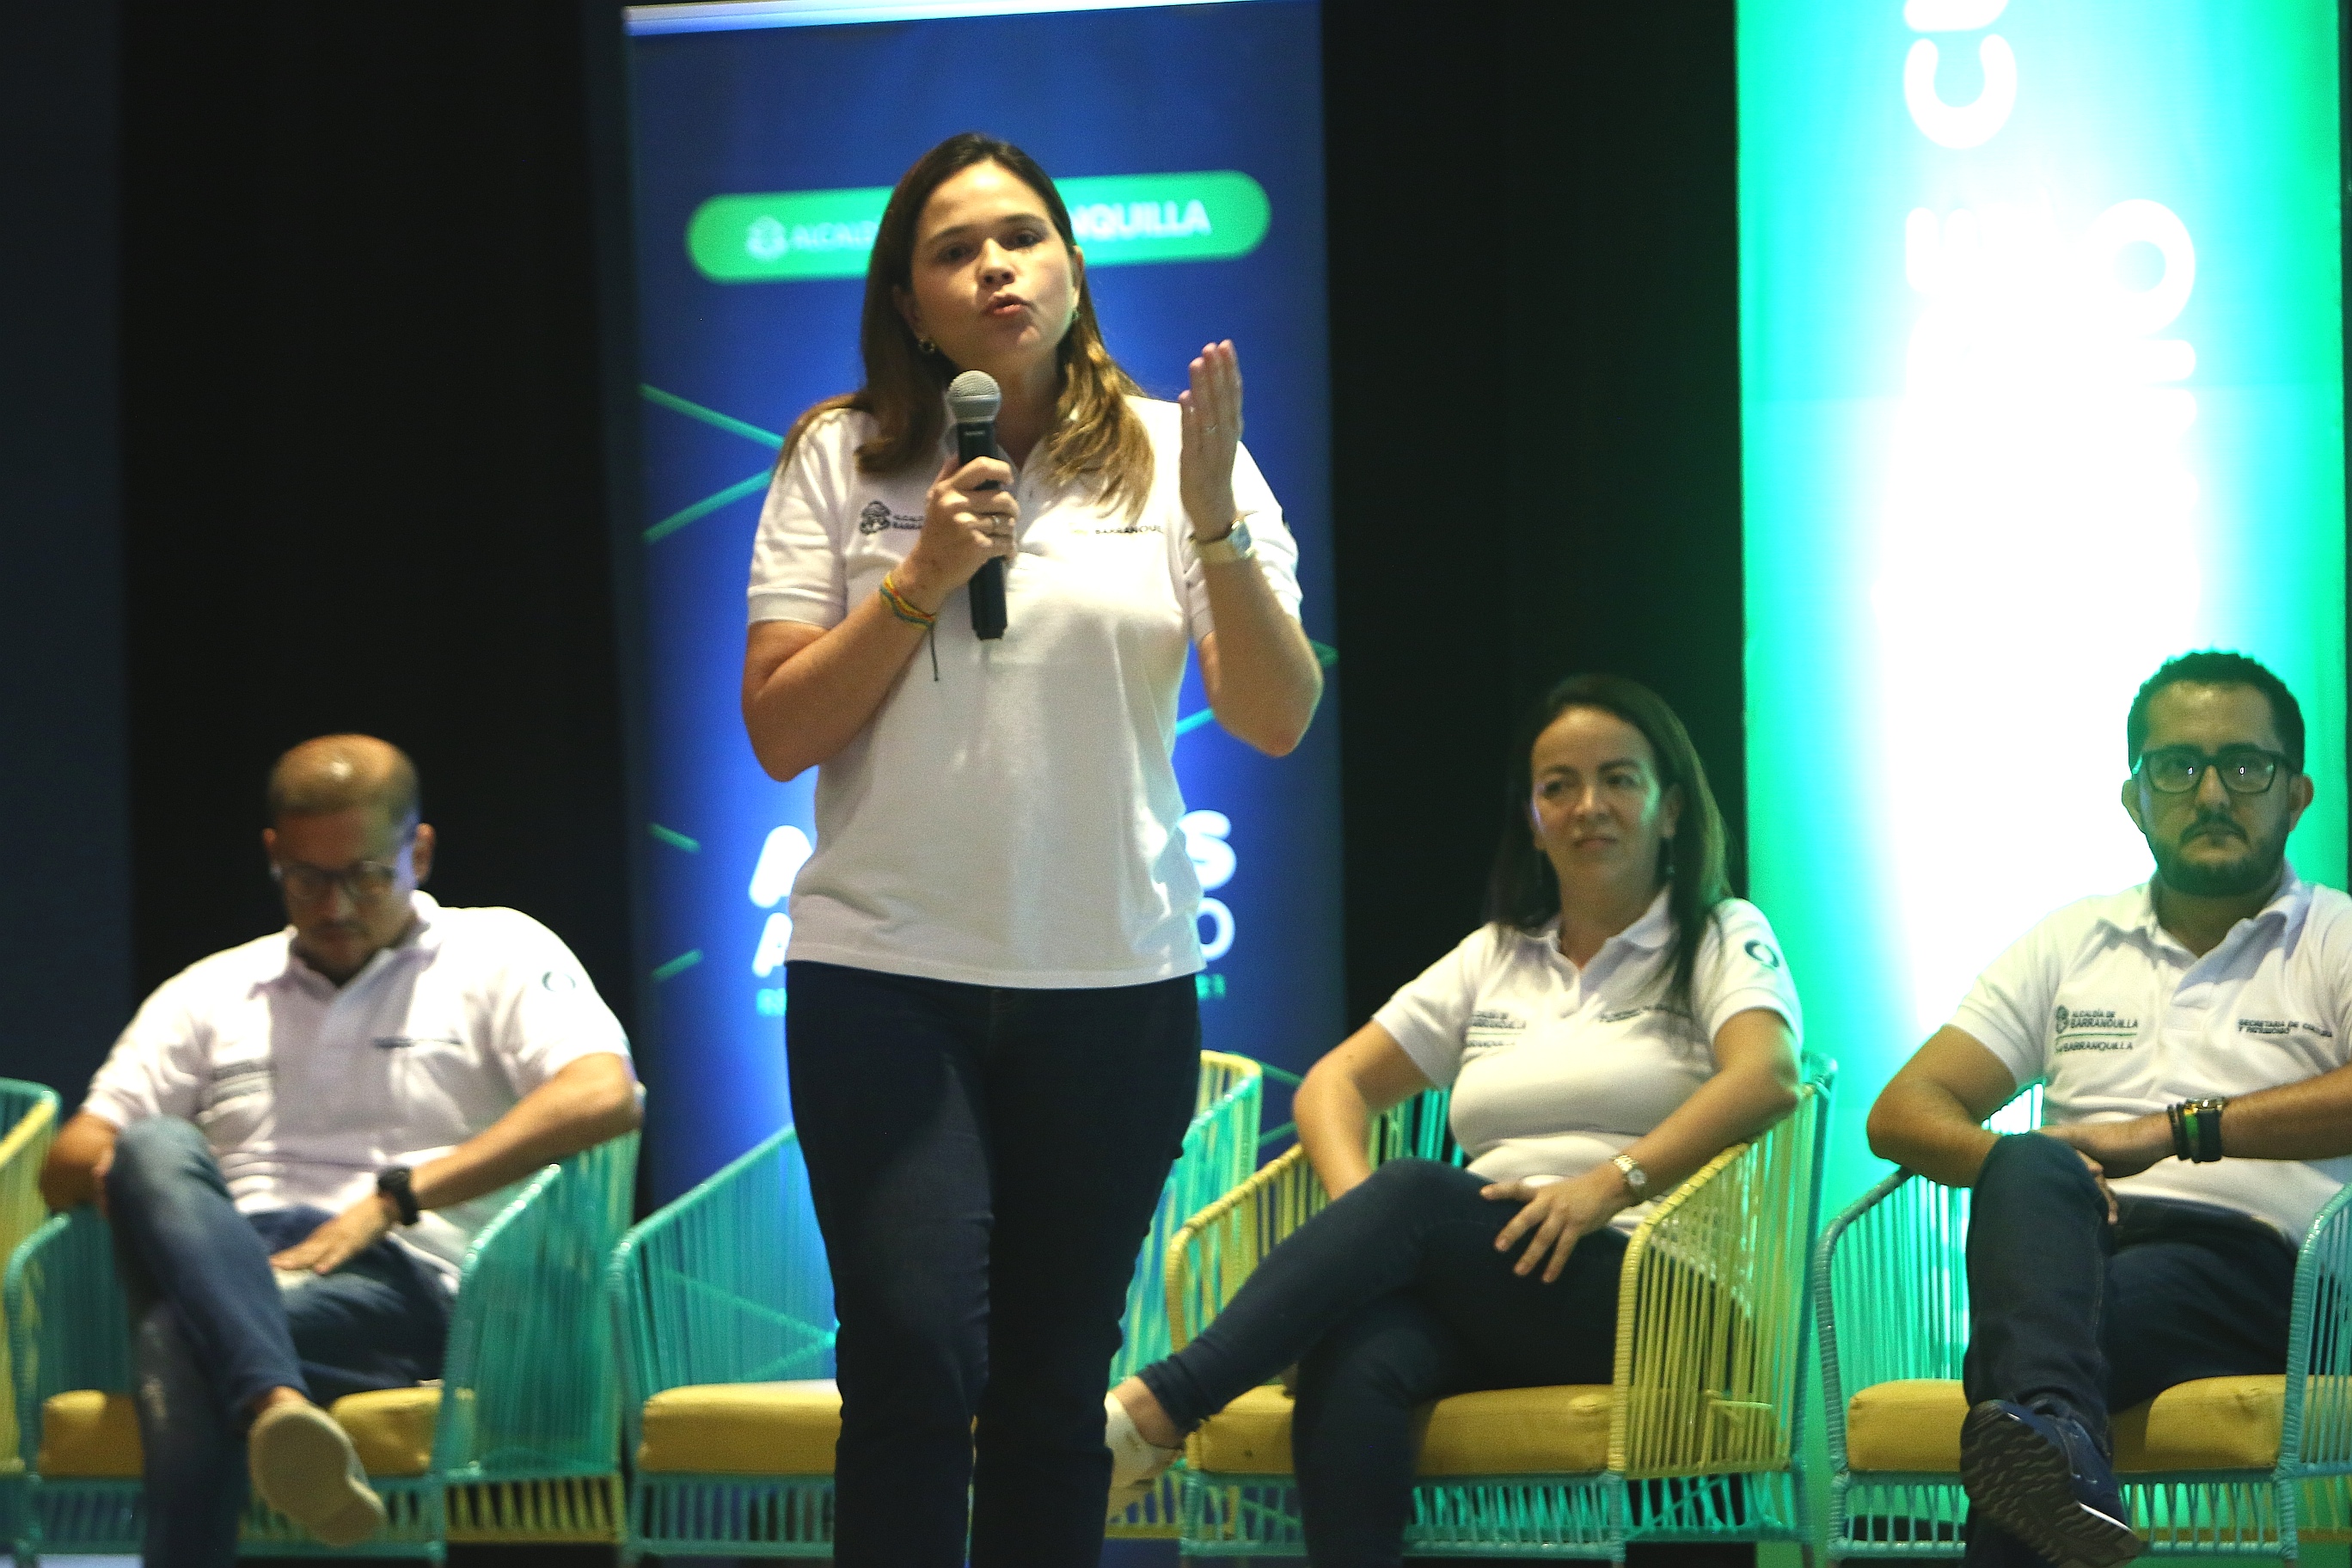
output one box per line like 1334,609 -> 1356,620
1689,901 -> 1804,1047
1370,927 -> 1500,1088
1950,917 -> 2063,1092
746,413 -> 852,628
2314,891 -> 2352,1068
484,916 -> 634,1097
1179,438 -> 1305,641
82,975 -> 209,1129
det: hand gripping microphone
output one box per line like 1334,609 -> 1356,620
946,370 -> 1008,640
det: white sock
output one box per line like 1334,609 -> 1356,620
1105,1390 -> 1179,1485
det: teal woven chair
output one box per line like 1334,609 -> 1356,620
609,1049 -> 1265,1561
0,1080 -> 61,1547
6,1131 -> 639,1562
1818,1084 -> 2352,1563
1167,1063 -> 1837,1561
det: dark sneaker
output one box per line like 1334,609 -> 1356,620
1961,1400 -> 2140,1568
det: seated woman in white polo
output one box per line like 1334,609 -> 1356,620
1104,673 -> 1804,1567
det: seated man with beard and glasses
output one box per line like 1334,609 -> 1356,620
1866,650 -> 2352,1568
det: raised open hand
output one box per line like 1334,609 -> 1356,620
1177,340 -> 1244,540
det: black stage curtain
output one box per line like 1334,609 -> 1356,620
0,0 -> 130,1099
1326,3 -> 1745,1022
117,2 -> 643,1048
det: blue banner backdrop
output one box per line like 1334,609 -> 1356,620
625,0 -> 1340,1200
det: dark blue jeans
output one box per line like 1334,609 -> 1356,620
1961,1133 -> 2297,1568
1138,1157 -> 1629,1568
783,959 -> 1202,1568
104,1116 -> 451,1568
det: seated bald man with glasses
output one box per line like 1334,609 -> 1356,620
40,735 -> 641,1565
1866,651 -> 2352,1568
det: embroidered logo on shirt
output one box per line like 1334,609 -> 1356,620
1599,1008 -> 1647,1025
371,1035 -> 465,1051
2238,1017 -> 2336,1039
2052,1006 -> 2141,1053
1463,1009 -> 1526,1057
1081,521 -> 1163,535
858,500 -> 922,535
1743,940 -> 1782,970
201,1060 -> 273,1108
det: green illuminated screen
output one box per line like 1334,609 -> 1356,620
1738,0 -> 2346,1202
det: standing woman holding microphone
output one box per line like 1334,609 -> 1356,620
740,132 -> 1323,1567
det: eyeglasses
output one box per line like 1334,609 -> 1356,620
272,858 -> 402,903
2135,745 -> 2287,796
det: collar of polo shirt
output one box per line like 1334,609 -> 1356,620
270,890 -> 441,991
1538,887 -> 1675,965
2098,864 -> 2311,951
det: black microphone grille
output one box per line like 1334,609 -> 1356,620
946,370 -> 1001,423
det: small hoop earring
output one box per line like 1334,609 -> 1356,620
916,336 -> 936,356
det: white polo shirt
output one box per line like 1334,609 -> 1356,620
83,891 -> 633,1286
747,397 -> 1303,988
1952,867 -> 2352,1240
1373,893 -> 1803,1233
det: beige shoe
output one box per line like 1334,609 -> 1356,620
248,1401 -> 388,1547
1105,1391 -> 1181,1522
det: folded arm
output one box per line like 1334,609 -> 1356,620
743,615 -> 925,781
273,1052 -> 641,1274
744,453 -> 1020,780
1196,613 -> 1321,758
2039,1058 -> 2352,1179
40,1110 -> 120,1212
1293,1022 -> 1436,1198
1600,1006 -> 1803,1196
1865,1026 -> 2019,1186
1491,1005 -> 1802,1281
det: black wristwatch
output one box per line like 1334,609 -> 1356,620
376,1166 -> 421,1227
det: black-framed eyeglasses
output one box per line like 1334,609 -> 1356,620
2135,745 -> 2287,796
271,858 -> 401,903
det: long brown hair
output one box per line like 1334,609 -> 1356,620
1485,674 -> 1734,1015
781,132 -> 1155,518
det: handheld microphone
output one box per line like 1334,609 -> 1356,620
946,371 -> 1007,641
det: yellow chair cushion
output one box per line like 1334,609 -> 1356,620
1846,1376 -> 2286,1474
330,1386 -> 439,1476
1188,1383 -> 1614,1478
40,1390 -> 140,1477
638,1379 -> 842,1474
2114,1377 -> 2284,1471
39,1386 -> 441,1479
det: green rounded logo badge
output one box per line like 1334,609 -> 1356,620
687,170 -> 1271,283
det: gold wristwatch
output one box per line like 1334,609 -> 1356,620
1196,519 -> 1256,565
1611,1152 -> 1650,1198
